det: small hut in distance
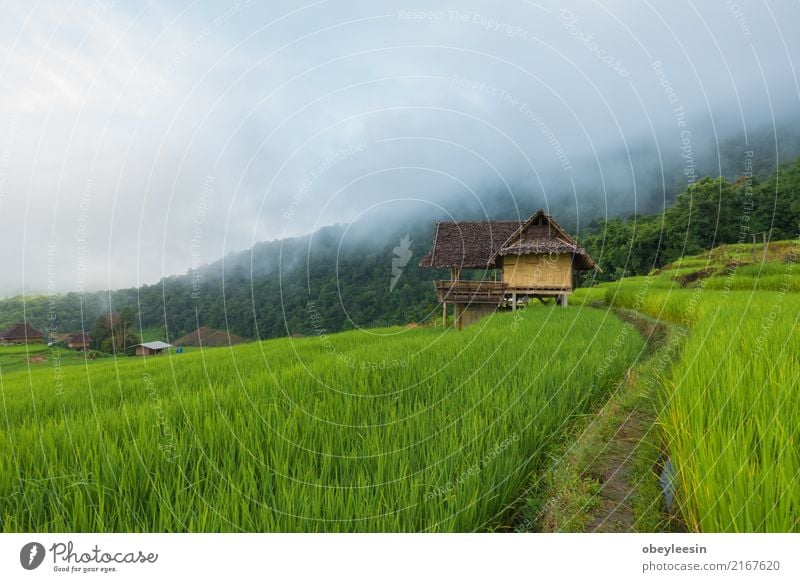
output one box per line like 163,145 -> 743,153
67,333 -> 91,351
419,209 -> 597,329
0,323 -> 45,344
132,341 -> 172,356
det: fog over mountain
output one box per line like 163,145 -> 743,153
1,0 -> 799,296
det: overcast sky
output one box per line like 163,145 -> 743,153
1,0 -> 798,296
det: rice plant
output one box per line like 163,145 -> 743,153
605,250 -> 800,532
0,307 -> 642,532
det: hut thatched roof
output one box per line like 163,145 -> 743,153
419,209 -> 597,270
418,220 -> 523,269
496,209 -> 597,269
1,322 -> 45,340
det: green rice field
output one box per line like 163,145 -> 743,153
3,240 -> 798,533
0,308 -> 642,532
590,240 -> 800,532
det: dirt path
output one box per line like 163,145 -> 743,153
516,309 -> 682,533
584,404 -> 651,532
581,312 -> 673,532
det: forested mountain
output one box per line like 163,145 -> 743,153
580,155 -> 800,281
2,147 -> 799,346
0,219 -> 447,342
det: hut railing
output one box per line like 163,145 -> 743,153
503,285 -> 573,294
434,280 -> 508,303
434,280 -> 573,303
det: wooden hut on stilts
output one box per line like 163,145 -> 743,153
419,209 -> 598,329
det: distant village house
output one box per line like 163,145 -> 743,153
0,323 -> 46,344
67,333 -> 91,351
132,341 -> 173,356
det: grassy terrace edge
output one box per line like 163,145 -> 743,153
547,240 -> 800,533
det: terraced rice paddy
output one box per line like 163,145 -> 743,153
4,241 -> 797,533
596,242 -> 800,532
0,308 -> 642,532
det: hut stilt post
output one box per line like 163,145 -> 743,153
450,267 -> 460,329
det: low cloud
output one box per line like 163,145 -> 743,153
1,0 -> 798,296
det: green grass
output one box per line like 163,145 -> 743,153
5,238 -> 795,533
664,298 -> 799,532
0,308 -> 643,532
570,286 -> 607,307
0,344 -> 49,356
598,241 -> 800,532
708,239 -> 800,265
659,257 -> 710,270
0,344 -> 88,375
523,310 -> 683,533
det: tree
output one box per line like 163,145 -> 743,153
90,315 -> 112,351
90,310 -> 140,354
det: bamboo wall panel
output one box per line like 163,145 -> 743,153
502,254 -> 572,289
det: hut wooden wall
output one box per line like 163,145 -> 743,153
501,254 -> 573,289
455,303 -> 498,329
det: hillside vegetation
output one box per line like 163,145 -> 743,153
581,157 -> 800,281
